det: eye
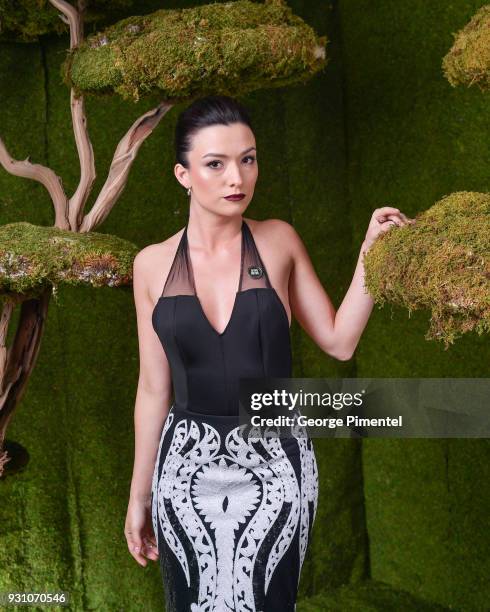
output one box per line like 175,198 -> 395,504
206,160 -> 222,169
243,155 -> 256,164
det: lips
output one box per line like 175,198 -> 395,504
224,194 -> 245,201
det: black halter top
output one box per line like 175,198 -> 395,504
152,219 -> 292,416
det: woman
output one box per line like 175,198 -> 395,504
125,95 -> 412,611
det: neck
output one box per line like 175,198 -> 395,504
186,207 -> 244,253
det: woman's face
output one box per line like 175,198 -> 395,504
174,122 -> 258,217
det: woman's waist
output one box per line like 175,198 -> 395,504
171,401 -> 240,422
170,401 -> 313,441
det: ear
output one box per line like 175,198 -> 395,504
174,163 -> 190,190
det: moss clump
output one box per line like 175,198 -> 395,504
0,0 -> 135,43
62,0 -> 328,102
442,4 -> 490,91
0,222 -> 139,298
363,192 -> 490,348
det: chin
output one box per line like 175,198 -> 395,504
221,201 -> 249,214
198,200 -> 250,217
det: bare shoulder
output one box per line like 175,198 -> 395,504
133,227 -> 186,301
245,217 -> 297,234
244,217 -> 300,251
133,228 -> 183,272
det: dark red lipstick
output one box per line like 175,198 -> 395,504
224,193 -> 245,201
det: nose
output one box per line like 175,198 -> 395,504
226,162 -> 243,188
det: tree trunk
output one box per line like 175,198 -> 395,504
0,289 -> 51,476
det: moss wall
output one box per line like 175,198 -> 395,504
0,1 -> 488,610
338,1 -> 490,610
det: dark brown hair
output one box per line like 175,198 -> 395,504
174,95 -> 254,168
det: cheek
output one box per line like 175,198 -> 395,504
194,167 -> 219,186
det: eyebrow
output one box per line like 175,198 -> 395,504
202,146 -> 256,159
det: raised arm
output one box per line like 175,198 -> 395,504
285,207 -> 412,361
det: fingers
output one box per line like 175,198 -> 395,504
373,207 -> 416,227
378,219 -> 398,233
142,534 -> 159,560
126,532 -> 148,567
125,503 -> 160,567
364,207 -> 416,248
375,206 -> 401,214
125,529 -> 159,566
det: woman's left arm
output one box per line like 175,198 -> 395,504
284,207 -> 414,361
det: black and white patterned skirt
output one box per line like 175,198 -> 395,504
151,404 -> 319,612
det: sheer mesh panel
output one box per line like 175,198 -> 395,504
240,221 -> 271,291
161,227 -> 196,297
160,221 -> 271,298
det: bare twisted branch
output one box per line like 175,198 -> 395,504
79,101 -> 173,233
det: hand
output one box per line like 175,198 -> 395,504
362,206 -> 415,253
125,497 -> 159,567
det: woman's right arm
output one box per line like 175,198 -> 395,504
126,247 -> 172,566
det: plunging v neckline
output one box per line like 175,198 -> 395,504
185,221 -> 244,337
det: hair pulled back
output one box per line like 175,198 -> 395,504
174,95 -> 254,168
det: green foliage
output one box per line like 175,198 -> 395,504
442,4 -> 490,91
364,191 -> 490,348
0,0 -> 135,42
297,579 -> 450,611
62,0 -> 328,102
0,222 -> 139,296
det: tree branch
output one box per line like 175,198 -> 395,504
0,299 -> 14,393
49,0 -> 96,231
49,0 -> 82,48
79,102 -> 173,233
0,138 -> 70,229
68,89 -> 96,230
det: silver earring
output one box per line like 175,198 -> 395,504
187,187 -> 191,196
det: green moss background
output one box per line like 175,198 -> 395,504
0,1 -> 488,611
